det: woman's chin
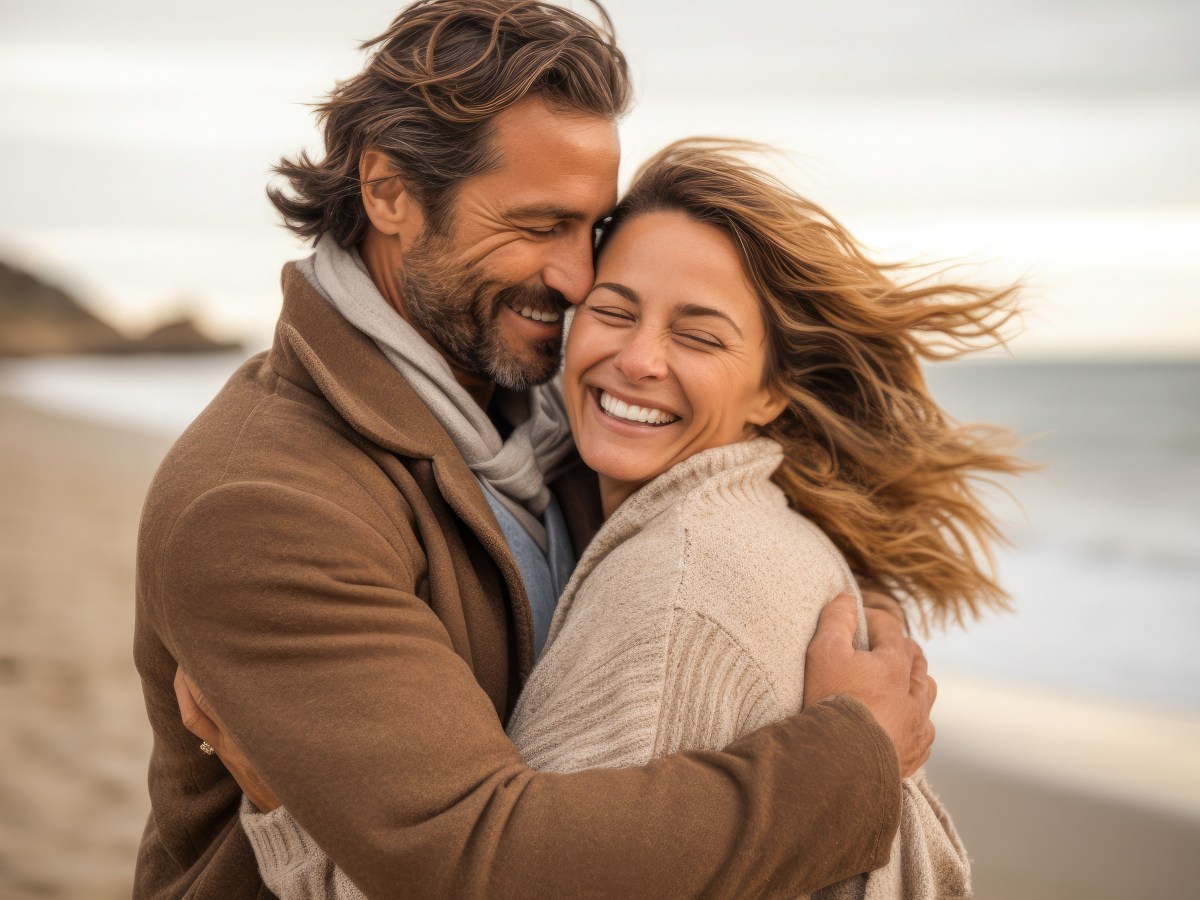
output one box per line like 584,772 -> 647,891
577,445 -> 664,494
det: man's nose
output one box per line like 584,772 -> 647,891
542,232 -> 595,305
613,329 -> 668,382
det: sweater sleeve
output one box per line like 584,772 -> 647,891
240,797 -> 368,900
240,607 -> 776,896
813,770 -> 971,900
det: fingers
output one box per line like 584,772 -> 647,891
905,639 -> 937,710
863,605 -> 906,652
859,590 -> 908,630
908,721 -> 935,776
173,666 -> 222,751
812,593 -> 860,651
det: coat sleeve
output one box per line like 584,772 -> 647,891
813,770 -> 972,900
153,481 -> 902,899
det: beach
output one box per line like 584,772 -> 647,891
2,392 -> 1199,898
0,398 -> 166,898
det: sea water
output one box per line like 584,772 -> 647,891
2,354 -> 1197,711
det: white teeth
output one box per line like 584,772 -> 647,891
598,391 -> 678,425
515,305 -> 561,323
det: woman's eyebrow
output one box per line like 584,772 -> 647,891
592,282 -> 640,303
675,303 -> 744,339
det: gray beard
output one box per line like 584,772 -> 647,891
400,238 -> 565,390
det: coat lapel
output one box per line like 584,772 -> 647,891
271,261 -> 540,673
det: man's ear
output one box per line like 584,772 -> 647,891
359,150 -> 424,243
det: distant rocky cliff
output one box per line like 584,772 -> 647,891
0,259 -> 240,356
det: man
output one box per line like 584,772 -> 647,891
134,1 -> 935,897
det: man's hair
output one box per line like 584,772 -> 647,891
603,139 -> 1028,629
269,0 -> 630,245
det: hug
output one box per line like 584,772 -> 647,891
134,2 -> 1019,897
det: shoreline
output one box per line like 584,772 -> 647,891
1,396 -> 1197,898
928,675 -> 1200,899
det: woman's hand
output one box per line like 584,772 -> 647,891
173,667 -> 282,813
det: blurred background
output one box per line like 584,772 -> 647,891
1,0 -> 1197,897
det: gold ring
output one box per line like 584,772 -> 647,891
199,741 -> 216,756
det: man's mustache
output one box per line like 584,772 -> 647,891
495,283 -> 568,316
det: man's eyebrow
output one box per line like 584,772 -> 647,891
505,203 -> 590,222
590,285 -> 745,340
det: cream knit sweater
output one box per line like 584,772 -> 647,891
241,438 -> 970,899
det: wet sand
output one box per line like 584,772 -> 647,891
928,677 -> 1200,898
1,395 -> 1197,898
0,397 -> 167,899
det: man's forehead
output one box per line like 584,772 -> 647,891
461,102 -> 620,218
488,99 -> 619,175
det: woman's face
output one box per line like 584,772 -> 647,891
564,209 -> 785,505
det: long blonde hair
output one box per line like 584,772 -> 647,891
602,139 -> 1026,626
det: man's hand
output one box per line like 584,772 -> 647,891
803,594 -> 936,777
859,588 -> 908,629
174,667 -> 282,813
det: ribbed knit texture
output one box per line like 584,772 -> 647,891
242,438 -> 969,898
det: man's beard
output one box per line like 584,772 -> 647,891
401,231 -> 567,390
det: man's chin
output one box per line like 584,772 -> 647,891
488,344 -> 562,391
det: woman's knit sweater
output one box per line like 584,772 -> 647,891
242,438 -> 969,899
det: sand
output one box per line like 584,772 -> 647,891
928,677 -> 1200,899
0,398 -> 168,898
1,395 -> 1197,898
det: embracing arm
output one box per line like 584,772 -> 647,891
812,770 -> 970,900
154,482 -> 905,899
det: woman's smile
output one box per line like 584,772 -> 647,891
591,387 -> 681,427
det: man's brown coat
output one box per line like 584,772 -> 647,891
133,263 -> 901,898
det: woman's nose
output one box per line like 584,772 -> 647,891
613,329 -> 668,382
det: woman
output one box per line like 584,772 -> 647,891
189,139 -> 1021,898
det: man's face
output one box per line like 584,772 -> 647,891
401,97 -> 620,390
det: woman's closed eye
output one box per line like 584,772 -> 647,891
674,329 -> 726,350
585,303 -> 637,324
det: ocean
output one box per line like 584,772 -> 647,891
2,354 -> 1197,712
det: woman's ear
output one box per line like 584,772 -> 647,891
359,150 -> 424,243
747,385 -> 789,429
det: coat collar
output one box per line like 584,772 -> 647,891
267,259 -> 604,678
273,260 -> 458,462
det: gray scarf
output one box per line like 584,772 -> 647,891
300,235 -> 574,549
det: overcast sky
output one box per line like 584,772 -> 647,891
1,0 -> 1197,354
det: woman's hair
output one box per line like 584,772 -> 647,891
269,0 -> 630,246
602,139 -> 1027,627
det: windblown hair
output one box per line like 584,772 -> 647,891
603,139 -> 1027,627
269,0 -> 630,245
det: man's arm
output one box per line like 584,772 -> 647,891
154,482 -> 921,898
